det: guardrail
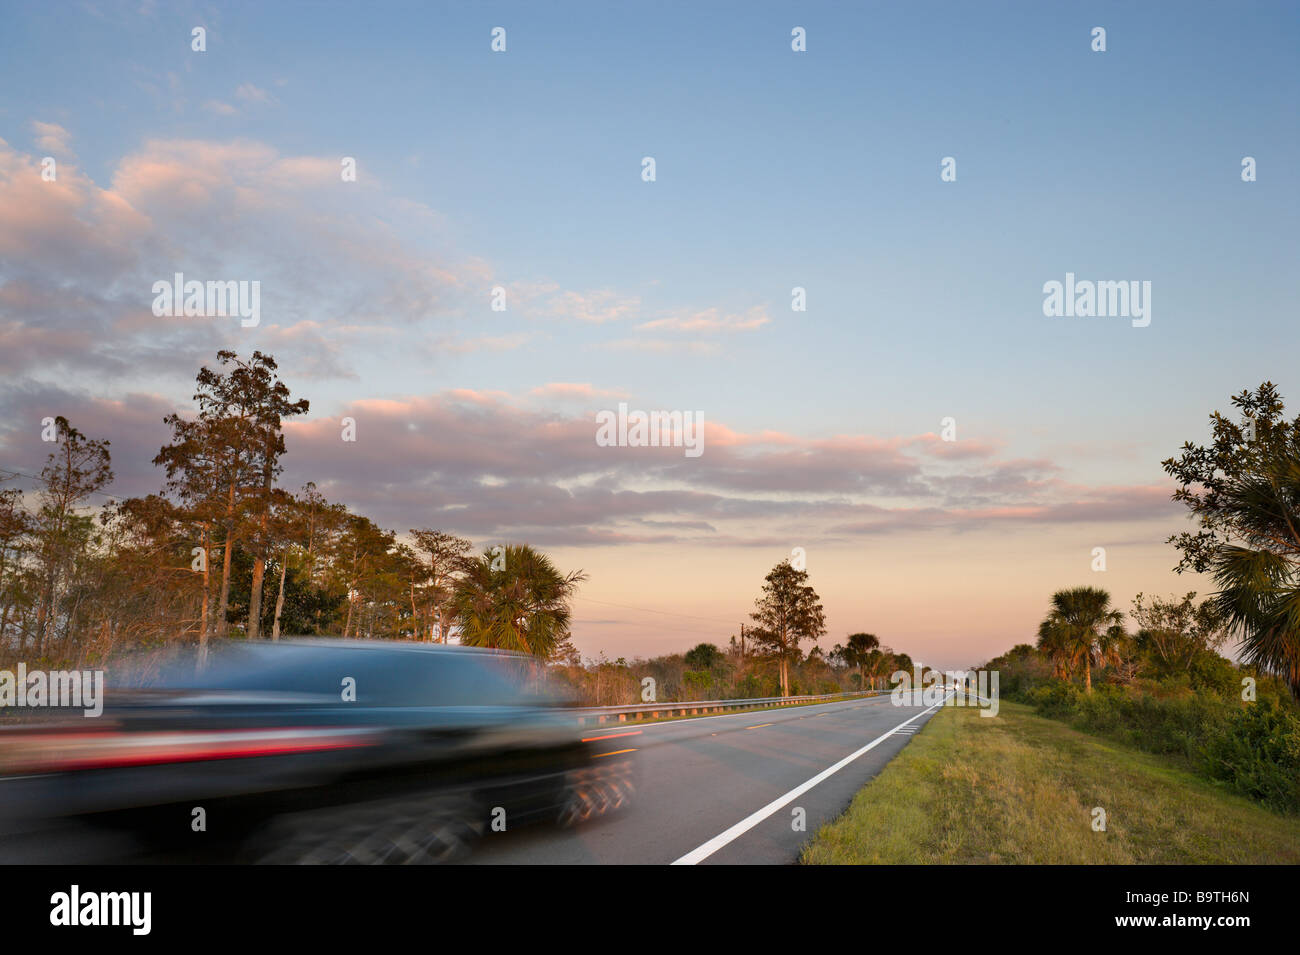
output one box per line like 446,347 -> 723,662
572,689 -> 885,726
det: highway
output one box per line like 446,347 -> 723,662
0,692 -> 949,865
471,692 -> 949,865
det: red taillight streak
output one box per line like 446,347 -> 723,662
1,728 -> 378,773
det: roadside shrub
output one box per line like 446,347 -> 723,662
1025,679 -> 1298,815
1201,700 -> 1300,814
1188,652 -> 1243,697
1026,681 -> 1081,719
1071,689 -> 1233,759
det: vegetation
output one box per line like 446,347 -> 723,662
801,702 -> 1300,864
1163,381 -> 1300,698
451,544 -> 586,656
747,559 -> 827,697
1035,587 -> 1123,692
546,639 -> 901,707
958,382 -> 1300,815
990,583 -> 1300,813
0,351 -> 588,671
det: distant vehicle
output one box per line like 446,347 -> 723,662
0,640 -> 634,863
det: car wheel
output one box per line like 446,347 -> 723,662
250,794 -> 484,864
557,758 -> 635,827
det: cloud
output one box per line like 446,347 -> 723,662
439,332 -> 536,354
529,383 -> 629,400
0,373 -> 1179,551
508,281 -> 640,324
636,306 -> 771,333
0,133 -> 493,387
256,390 -> 1176,546
234,83 -> 275,105
595,338 -> 721,356
30,121 -> 72,155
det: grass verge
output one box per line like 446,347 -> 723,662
801,700 -> 1300,864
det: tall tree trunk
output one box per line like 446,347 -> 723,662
1084,654 -> 1092,693
215,533 -> 234,641
248,554 -> 266,640
198,533 -> 211,670
271,549 -> 288,641
35,574 -> 53,656
215,478 -> 238,641
410,581 -> 418,640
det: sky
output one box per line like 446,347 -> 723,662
1,1 -> 1297,668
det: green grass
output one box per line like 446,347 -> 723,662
801,700 -> 1300,864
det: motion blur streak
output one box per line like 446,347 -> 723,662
0,640 -> 636,864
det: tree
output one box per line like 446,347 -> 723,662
684,642 -> 725,670
1163,383 -> 1300,698
450,544 -> 586,657
748,559 -> 827,697
1036,618 -> 1071,679
155,411 -> 253,662
0,483 -> 33,656
1038,587 -> 1124,693
409,529 -> 473,642
831,632 -> 880,692
31,418 -> 113,657
1130,592 -> 1230,676
222,351 -> 310,641
335,514 -> 398,639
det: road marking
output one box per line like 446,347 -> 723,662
581,730 -> 643,743
671,693 -> 952,865
745,723 -> 773,730
594,748 -> 637,758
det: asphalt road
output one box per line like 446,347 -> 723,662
470,692 -> 948,865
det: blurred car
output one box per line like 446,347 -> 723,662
0,640 -> 634,863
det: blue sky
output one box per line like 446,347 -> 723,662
1,1 -> 1297,664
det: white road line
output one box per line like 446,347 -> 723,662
671,692 -> 951,865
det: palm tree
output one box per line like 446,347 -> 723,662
1036,618 -> 1072,679
448,544 -> 587,658
1207,446 -> 1300,699
1037,587 -> 1125,692
831,632 -> 879,691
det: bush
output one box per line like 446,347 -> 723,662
1026,681 -> 1081,719
1201,700 -> 1300,814
1025,678 -> 1299,814
1188,652 -> 1243,697
1075,690 -> 1232,759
